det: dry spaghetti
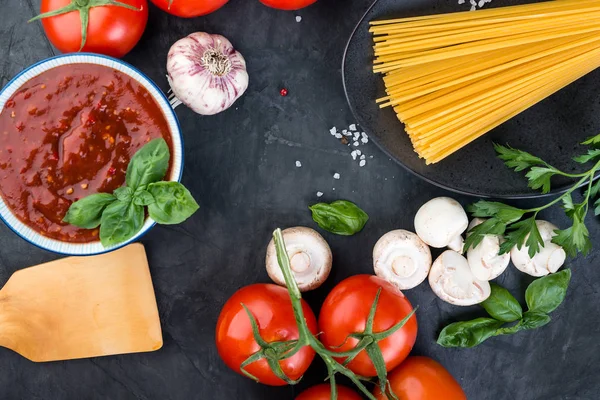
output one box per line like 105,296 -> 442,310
371,0 -> 600,164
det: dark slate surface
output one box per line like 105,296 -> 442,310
0,0 -> 599,399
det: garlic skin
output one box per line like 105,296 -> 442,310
511,220 -> 566,277
429,250 -> 491,306
373,230 -> 432,290
167,32 -> 248,115
466,218 -> 510,281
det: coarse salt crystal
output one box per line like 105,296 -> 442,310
360,154 -> 366,160
361,137 -> 368,144
351,150 -> 358,160
349,124 -> 357,131
359,160 -> 366,167
353,141 -> 359,147
356,149 -> 362,156
334,133 -> 342,139
333,173 -> 340,179
342,129 -> 348,134
317,191 -> 323,197
458,0 -> 465,3
295,161 -> 302,167
296,16 -> 302,22
333,188 -> 336,191
330,127 -> 337,135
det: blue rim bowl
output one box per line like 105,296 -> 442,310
0,53 -> 183,256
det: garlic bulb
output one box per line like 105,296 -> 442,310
167,32 -> 248,115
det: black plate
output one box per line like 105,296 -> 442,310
343,0 -> 600,198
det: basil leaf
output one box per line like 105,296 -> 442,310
63,193 -> 117,229
519,311 -> 551,331
525,269 -> 571,314
99,200 -> 145,247
133,189 -> 155,206
147,181 -> 199,225
114,186 -> 134,202
309,200 -> 368,236
437,318 -> 503,348
481,283 -> 523,322
126,138 -> 170,189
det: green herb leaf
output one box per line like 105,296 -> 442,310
525,269 -> 571,314
133,188 -> 155,206
63,193 -> 116,229
586,179 -> 600,200
499,217 -> 542,257
494,144 -> 548,172
437,318 -> 503,348
573,149 -> 600,164
519,311 -> 551,330
114,186 -> 134,202
467,201 -> 525,223
481,283 -> 523,322
147,181 -> 199,225
553,203 -> 592,257
595,197 -> 600,216
99,200 -> 145,247
126,138 -> 170,189
463,218 -> 506,253
582,133 -> 600,146
524,166 -> 556,194
309,200 -> 369,236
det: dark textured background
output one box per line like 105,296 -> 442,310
0,0 -> 599,399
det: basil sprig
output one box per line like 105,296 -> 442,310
438,269 -> 571,348
64,138 -> 199,247
309,200 -> 369,236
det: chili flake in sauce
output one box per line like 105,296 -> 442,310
0,64 -> 173,243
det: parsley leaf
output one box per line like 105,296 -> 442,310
553,198 -> 592,257
468,201 -> 525,223
573,149 -> 600,164
594,198 -> 600,216
582,133 -> 600,147
525,167 -> 556,194
499,217 -> 542,257
463,218 -> 507,253
494,144 -> 548,172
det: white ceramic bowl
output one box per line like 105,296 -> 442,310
0,54 -> 183,256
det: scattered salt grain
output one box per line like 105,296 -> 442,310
458,0 -> 465,3
342,129 -> 348,134
351,150 -> 358,160
359,160 -> 366,167
353,141 -> 360,147
356,149 -> 362,156
330,127 -> 337,136
317,191 -> 323,197
333,188 -> 336,191
333,173 -> 340,180
295,161 -> 302,167
334,133 -> 342,139
349,124 -> 357,131
360,154 -> 366,160
296,16 -> 302,22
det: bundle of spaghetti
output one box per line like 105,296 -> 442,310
370,0 -> 600,164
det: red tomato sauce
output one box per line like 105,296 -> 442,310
0,64 -> 173,243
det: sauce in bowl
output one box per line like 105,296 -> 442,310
0,64 -> 173,243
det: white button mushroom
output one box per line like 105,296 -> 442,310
510,220 -> 566,277
414,197 -> 468,253
466,218 -> 510,281
429,250 -> 491,306
265,227 -> 332,292
373,230 -> 432,290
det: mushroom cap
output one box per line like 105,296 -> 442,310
511,220 -> 566,277
265,227 -> 332,292
466,218 -> 510,281
414,197 -> 468,249
429,250 -> 491,306
373,229 -> 432,290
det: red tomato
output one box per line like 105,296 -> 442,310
259,0 -> 317,11
296,384 -> 362,400
318,275 -> 417,377
149,0 -> 228,17
38,0 -> 148,58
373,357 -> 467,400
215,284 -> 317,386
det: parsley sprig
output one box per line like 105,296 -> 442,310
464,135 -> 600,258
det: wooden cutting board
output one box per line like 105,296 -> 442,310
0,243 -> 163,362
